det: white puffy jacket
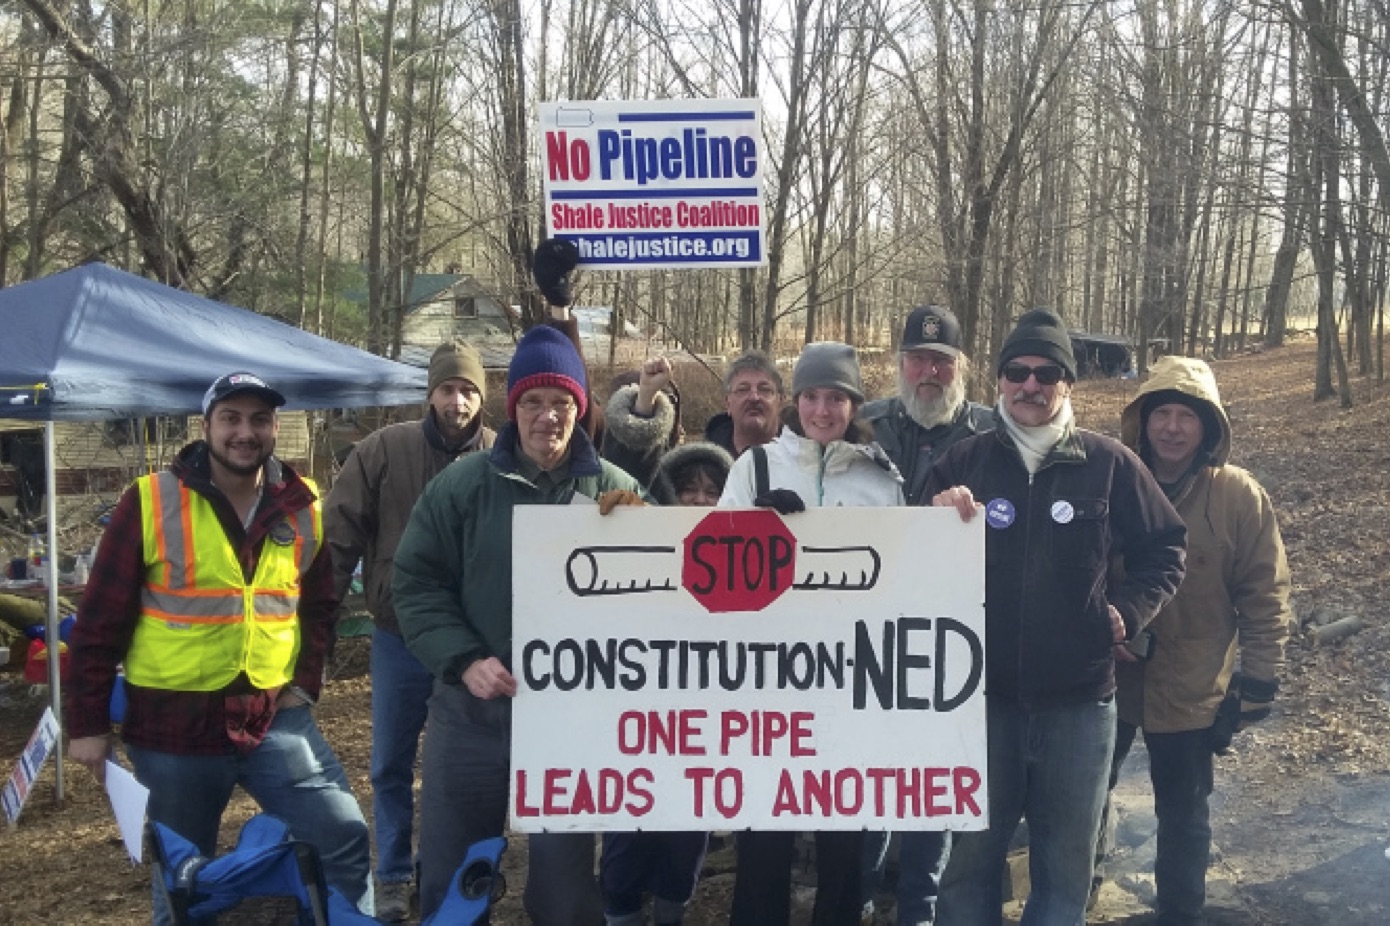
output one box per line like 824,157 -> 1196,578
718,423 -> 904,509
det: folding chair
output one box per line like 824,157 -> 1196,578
422,836 -> 508,926
148,813 -> 377,925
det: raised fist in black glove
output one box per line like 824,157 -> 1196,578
533,238 -> 580,307
754,488 -> 805,515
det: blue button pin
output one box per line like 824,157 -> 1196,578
985,498 -> 1016,529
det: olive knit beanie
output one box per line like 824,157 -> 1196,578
428,340 -> 487,399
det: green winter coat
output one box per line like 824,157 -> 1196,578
392,425 -> 640,686
1116,356 -> 1292,732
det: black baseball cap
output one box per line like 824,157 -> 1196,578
202,372 -> 286,416
900,305 -> 963,357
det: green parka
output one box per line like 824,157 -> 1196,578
392,425 -> 640,687
1116,356 -> 1292,732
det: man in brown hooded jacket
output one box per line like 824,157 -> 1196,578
323,340 -> 494,921
1100,355 -> 1292,925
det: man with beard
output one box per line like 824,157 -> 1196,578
927,310 -> 1186,926
859,305 -> 993,923
324,340 -> 494,921
66,372 -> 373,921
865,304 -> 994,505
703,350 -> 785,457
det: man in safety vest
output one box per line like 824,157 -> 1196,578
66,372 -> 373,919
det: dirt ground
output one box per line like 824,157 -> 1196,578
3,335 -> 1390,924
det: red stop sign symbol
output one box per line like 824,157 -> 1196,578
682,510 -> 798,612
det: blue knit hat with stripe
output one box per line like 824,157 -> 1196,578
506,325 -> 589,421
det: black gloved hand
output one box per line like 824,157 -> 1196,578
754,488 -> 805,515
1233,672 -> 1277,726
533,238 -> 580,306
1209,691 -> 1241,756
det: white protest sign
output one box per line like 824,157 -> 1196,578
510,506 -> 987,832
539,99 -> 766,269
105,760 -> 150,863
2,706 -> 60,825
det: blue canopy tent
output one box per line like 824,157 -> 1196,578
0,262 -> 427,799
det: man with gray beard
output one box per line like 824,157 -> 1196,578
864,304 -> 994,506
860,305 -> 992,924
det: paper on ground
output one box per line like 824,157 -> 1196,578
104,760 -> 148,863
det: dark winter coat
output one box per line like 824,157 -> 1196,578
924,421 -> 1187,708
392,425 -> 640,686
323,413 -> 495,635
863,397 -> 994,504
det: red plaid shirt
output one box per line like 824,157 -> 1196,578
66,443 -> 338,755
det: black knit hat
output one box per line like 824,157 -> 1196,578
997,308 -> 1077,382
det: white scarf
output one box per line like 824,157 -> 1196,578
997,396 -> 1074,475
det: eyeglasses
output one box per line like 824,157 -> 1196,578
1002,363 -> 1065,386
517,396 -> 578,417
728,383 -> 779,399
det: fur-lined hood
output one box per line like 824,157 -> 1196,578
650,441 -> 734,506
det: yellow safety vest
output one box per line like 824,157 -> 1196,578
124,471 -> 322,691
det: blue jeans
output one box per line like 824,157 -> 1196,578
938,697 -> 1116,926
128,704 -> 373,924
864,830 -> 951,925
370,628 -> 434,883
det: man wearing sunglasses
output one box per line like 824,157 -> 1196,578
927,308 -> 1187,926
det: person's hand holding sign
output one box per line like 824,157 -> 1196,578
932,485 -> 980,520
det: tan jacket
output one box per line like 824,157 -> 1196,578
1116,356 -> 1292,731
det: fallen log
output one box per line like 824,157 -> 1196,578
0,592 -> 80,634
1306,614 -> 1366,647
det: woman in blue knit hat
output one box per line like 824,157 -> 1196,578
393,325 -> 644,924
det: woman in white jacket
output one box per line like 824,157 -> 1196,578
720,340 -> 902,926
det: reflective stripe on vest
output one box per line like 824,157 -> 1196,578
124,471 -> 322,691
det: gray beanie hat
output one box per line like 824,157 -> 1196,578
792,341 -> 864,403
429,339 -> 487,399
997,308 -> 1077,382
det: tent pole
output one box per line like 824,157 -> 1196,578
44,420 -> 65,802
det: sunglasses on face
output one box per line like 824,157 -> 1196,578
1002,363 -> 1065,386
